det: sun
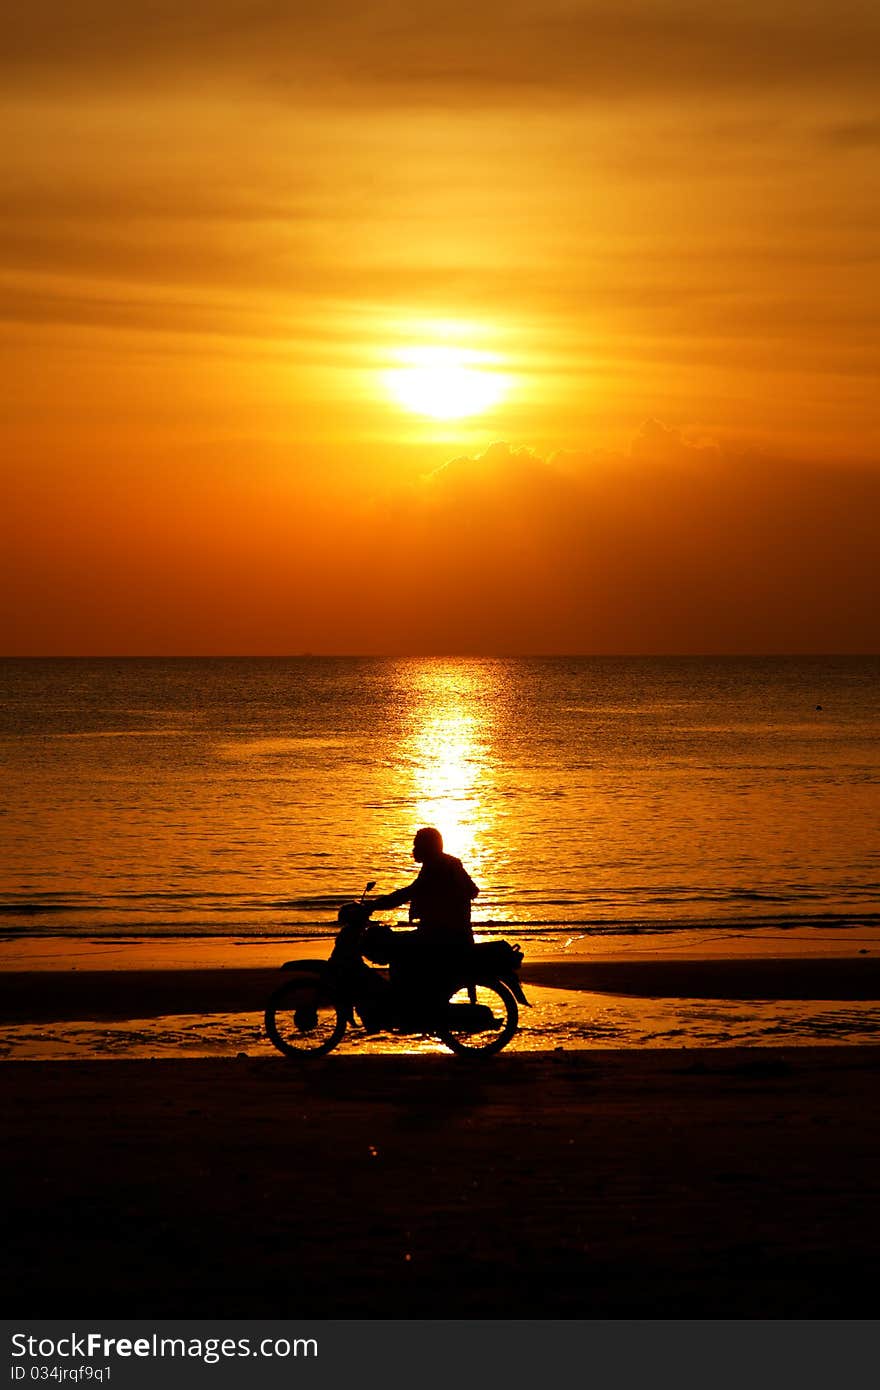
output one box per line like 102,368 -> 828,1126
384,344 -> 511,420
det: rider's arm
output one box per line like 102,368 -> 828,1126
371,881 -> 415,911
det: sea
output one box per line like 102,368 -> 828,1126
1,656 -> 879,946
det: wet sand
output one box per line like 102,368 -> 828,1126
3,953 -> 880,1024
3,1047 -> 879,1317
3,944 -> 880,1056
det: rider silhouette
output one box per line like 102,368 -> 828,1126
371,827 -> 479,949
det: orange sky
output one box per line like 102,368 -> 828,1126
2,1 -> 879,653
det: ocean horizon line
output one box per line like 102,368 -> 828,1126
3,652 -> 880,662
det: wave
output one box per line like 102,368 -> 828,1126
3,911 -> 880,941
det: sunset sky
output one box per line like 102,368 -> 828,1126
2,0 -> 879,654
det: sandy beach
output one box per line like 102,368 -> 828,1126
3,1046 -> 879,1317
3,935 -> 879,1316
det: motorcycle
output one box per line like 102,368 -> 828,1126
264,882 -> 529,1057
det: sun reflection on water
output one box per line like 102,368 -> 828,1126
404,662 -> 500,887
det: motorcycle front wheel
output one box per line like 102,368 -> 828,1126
265,969 -> 346,1057
438,979 -> 518,1056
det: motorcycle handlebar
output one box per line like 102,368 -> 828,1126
337,898 -> 376,926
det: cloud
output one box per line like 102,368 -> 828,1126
4,422 -> 879,653
2,1 -> 878,103
820,118 -> 880,149
362,426 -> 880,652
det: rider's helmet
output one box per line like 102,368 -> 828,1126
413,826 -> 443,862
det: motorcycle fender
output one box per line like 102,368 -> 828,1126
279,958 -> 326,972
504,973 -> 531,1006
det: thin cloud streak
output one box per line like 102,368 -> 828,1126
2,1 -> 879,101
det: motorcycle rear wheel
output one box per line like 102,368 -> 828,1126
438,979 -> 518,1056
265,969 -> 346,1057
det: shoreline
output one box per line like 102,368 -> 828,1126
3,951 -> 879,1057
3,955 -> 880,1024
3,919 -> 879,971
